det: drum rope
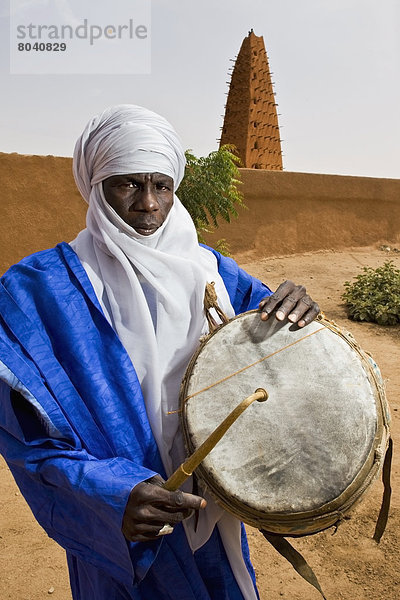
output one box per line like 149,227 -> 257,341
184,325 -> 326,402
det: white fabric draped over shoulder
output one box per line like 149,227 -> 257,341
70,104 -> 258,600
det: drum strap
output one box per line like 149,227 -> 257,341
260,531 -> 327,600
259,437 -> 393,599
204,282 -> 230,332
373,435 -> 393,543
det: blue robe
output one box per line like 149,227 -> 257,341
0,242 -> 271,599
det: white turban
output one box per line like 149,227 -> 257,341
73,104 -> 186,200
69,105 -> 257,599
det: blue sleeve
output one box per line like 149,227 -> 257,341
201,245 -> 272,314
0,371 -> 159,587
0,247 -> 168,586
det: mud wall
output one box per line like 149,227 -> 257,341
1,153 -> 399,274
0,153 -> 86,274
204,169 -> 400,259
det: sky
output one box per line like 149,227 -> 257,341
0,0 -> 399,179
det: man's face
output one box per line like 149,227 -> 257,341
102,172 -> 174,236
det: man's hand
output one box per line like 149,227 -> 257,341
122,475 -> 207,542
259,280 -> 320,328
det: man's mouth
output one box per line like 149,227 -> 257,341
133,223 -> 159,235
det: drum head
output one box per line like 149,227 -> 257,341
181,312 -> 388,535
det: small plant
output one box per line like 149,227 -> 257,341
178,145 -> 245,251
342,261 -> 400,325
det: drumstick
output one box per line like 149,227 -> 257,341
163,388 -> 268,492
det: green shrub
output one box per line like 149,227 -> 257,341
342,261 -> 400,325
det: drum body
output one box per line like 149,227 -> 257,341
180,312 -> 390,536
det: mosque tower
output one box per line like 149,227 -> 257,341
219,30 -> 283,170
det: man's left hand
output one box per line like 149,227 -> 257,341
259,280 -> 319,327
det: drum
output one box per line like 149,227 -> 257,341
180,311 -> 390,536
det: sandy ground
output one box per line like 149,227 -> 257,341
0,245 -> 399,599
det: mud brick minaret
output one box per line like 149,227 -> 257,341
220,30 -> 283,170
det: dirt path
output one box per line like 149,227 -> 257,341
1,246 -> 399,599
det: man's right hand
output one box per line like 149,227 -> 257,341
122,475 -> 207,542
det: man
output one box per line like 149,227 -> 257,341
0,105 -> 319,599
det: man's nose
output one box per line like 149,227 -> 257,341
134,186 -> 159,212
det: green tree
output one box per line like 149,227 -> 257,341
178,145 -> 245,250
